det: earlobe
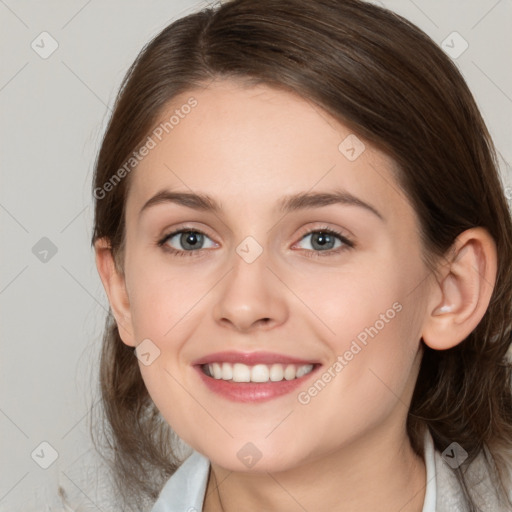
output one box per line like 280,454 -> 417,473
422,228 -> 497,351
94,237 -> 136,347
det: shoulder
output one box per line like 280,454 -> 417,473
432,441 -> 512,512
150,450 -> 210,512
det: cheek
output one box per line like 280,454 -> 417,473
137,365 -> 209,452
309,292 -> 419,399
126,256 -> 215,342
287,257 -> 417,351
330,247 -> 426,352
291,257 -> 425,418
293,304 -> 422,454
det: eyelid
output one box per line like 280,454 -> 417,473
157,225 -> 217,247
157,223 -> 355,257
294,223 -> 354,245
157,223 -> 215,242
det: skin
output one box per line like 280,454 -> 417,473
96,79 -> 497,512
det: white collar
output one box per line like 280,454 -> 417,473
151,429 -> 508,511
421,428 -> 436,512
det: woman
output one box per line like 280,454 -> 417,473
91,1 -> 512,510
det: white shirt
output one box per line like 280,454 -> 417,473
150,429 -> 510,511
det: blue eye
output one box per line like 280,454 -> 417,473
158,229 -> 216,257
157,227 -> 354,258
297,231 -> 342,251
295,228 -> 354,257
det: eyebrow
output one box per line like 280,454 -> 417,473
139,189 -> 384,221
278,190 -> 384,220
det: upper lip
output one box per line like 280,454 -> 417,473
192,351 -> 319,366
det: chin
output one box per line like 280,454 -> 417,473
202,440 -> 307,474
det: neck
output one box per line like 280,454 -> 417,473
203,427 -> 427,512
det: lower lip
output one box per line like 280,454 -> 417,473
194,365 -> 320,403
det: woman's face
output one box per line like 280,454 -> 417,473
119,79 -> 433,471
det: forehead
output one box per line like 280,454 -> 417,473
126,80 -> 412,223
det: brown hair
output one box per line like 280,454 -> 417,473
90,0 -> 512,510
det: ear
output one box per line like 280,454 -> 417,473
94,237 -> 136,347
422,227 -> 497,350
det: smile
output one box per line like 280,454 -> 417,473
202,362 -> 315,383
193,351 -> 321,402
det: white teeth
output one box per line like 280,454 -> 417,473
221,362 -> 232,380
269,364 -> 284,382
284,364 -> 296,381
251,364 -> 269,383
232,363 -> 251,382
296,364 -> 313,378
204,362 -> 314,383
212,362 -> 222,379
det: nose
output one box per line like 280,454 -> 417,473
212,246 -> 288,333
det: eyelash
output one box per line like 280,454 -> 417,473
298,226 -> 355,259
157,226 -> 355,259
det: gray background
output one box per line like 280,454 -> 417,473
1,0 -> 511,510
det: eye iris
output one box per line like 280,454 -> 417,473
181,231 -> 203,250
312,231 -> 335,250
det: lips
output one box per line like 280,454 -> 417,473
192,350 -> 317,366
192,351 -> 320,402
